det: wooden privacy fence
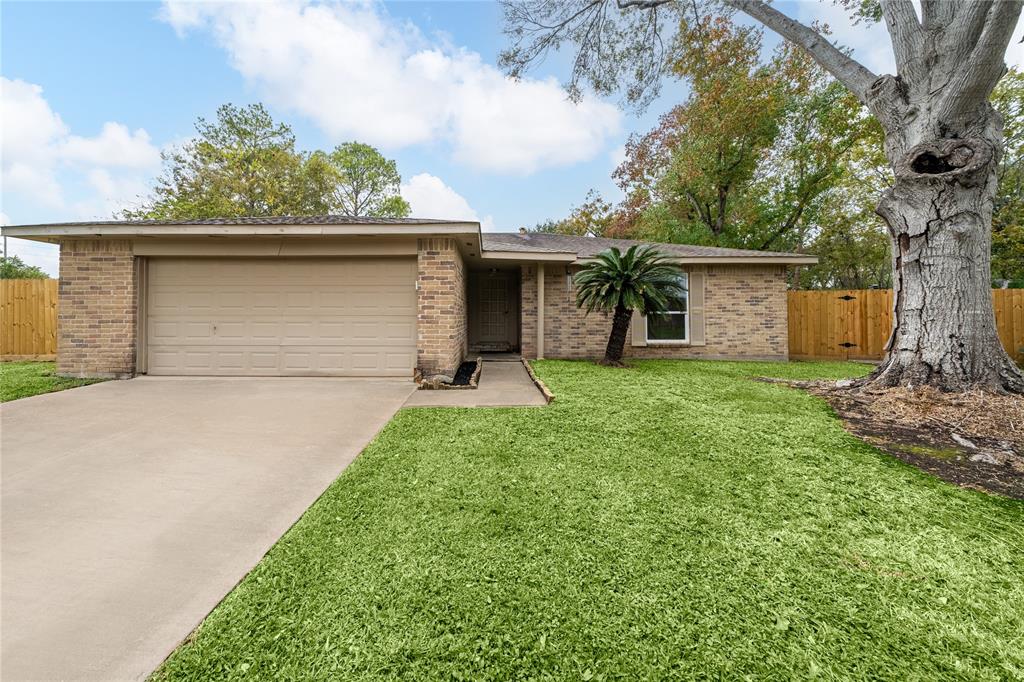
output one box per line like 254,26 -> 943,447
788,289 -> 1024,363
1,279 -> 59,360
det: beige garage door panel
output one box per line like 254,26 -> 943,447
147,258 -> 416,376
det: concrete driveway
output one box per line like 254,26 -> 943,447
1,377 -> 415,681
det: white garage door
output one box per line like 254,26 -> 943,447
146,258 -> 417,376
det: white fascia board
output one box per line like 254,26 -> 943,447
480,250 -> 577,262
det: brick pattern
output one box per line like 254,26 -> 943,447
417,238 -> 467,376
57,239 -> 137,377
520,265 -> 538,358
521,263 -> 788,361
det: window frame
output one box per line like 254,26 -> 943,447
645,272 -> 689,345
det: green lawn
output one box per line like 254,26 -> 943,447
0,361 -> 105,402
156,360 -> 1024,681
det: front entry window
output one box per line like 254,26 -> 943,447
646,273 -> 688,343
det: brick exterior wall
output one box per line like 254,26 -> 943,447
57,239 -> 137,378
417,238 -> 467,377
521,265 -> 538,358
521,263 -> 788,361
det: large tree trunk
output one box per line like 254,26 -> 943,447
873,132 -> 1023,392
862,81 -> 1024,394
602,303 -> 632,365
724,0 -> 1024,393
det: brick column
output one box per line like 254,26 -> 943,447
57,239 -> 137,378
520,264 -> 537,358
416,238 -> 466,377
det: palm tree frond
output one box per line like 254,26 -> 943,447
573,246 -> 685,316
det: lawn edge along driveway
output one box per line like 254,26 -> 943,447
153,359 -> 1024,681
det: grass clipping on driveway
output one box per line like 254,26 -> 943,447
156,360 -> 1024,681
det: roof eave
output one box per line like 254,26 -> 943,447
0,222 -> 481,243
479,250 -> 577,262
574,255 -> 819,265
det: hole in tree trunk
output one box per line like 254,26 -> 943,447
910,146 -> 974,174
911,152 -> 957,174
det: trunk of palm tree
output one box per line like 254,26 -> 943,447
603,303 -> 633,364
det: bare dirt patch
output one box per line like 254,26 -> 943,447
761,379 -> 1024,499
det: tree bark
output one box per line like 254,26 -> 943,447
870,111 -> 1024,393
603,303 -> 633,365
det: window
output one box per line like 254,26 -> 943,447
646,273 -> 688,343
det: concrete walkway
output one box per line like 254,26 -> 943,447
1,377 -> 415,681
404,360 -> 548,407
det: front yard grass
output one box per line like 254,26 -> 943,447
156,360 -> 1023,680
0,361 -> 105,402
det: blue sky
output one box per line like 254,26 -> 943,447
3,1 -> 1021,275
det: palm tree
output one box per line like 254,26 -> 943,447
574,245 -> 685,366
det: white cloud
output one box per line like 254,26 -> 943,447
160,0 -> 621,174
62,122 -> 161,169
70,169 -> 152,221
401,173 -> 495,231
1,79 -> 68,206
0,77 -> 160,213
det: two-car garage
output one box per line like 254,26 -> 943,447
143,257 -> 417,377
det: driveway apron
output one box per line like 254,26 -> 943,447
1,377 -> 414,681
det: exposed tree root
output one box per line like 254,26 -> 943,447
857,355 -> 1024,396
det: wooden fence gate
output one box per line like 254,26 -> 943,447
1,279 -> 59,360
788,289 -> 1024,363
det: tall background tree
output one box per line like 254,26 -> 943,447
318,142 -> 410,218
125,104 -> 409,220
504,0 -> 1024,393
991,67 -> 1024,286
610,16 -> 872,254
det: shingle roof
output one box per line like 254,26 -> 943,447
6,215 -> 470,228
2,214 -> 811,260
481,232 -> 807,259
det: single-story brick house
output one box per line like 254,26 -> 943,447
2,217 -> 816,379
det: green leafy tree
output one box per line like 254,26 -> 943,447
531,190 -> 615,236
123,107 -> 411,220
802,219 -> 891,289
613,16 -> 871,253
124,104 -> 325,220
613,16 -> 782,247
319,143 -> 411,218
992,67 -> 1024,285
0,255 -> 49,279
574,245 -> 685,365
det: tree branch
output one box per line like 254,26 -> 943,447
880,0 -> 923,81
722,0 -> 878,102
939,1 -> 1023,124
919,0 -> 954,31
616,0 -> 672,8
